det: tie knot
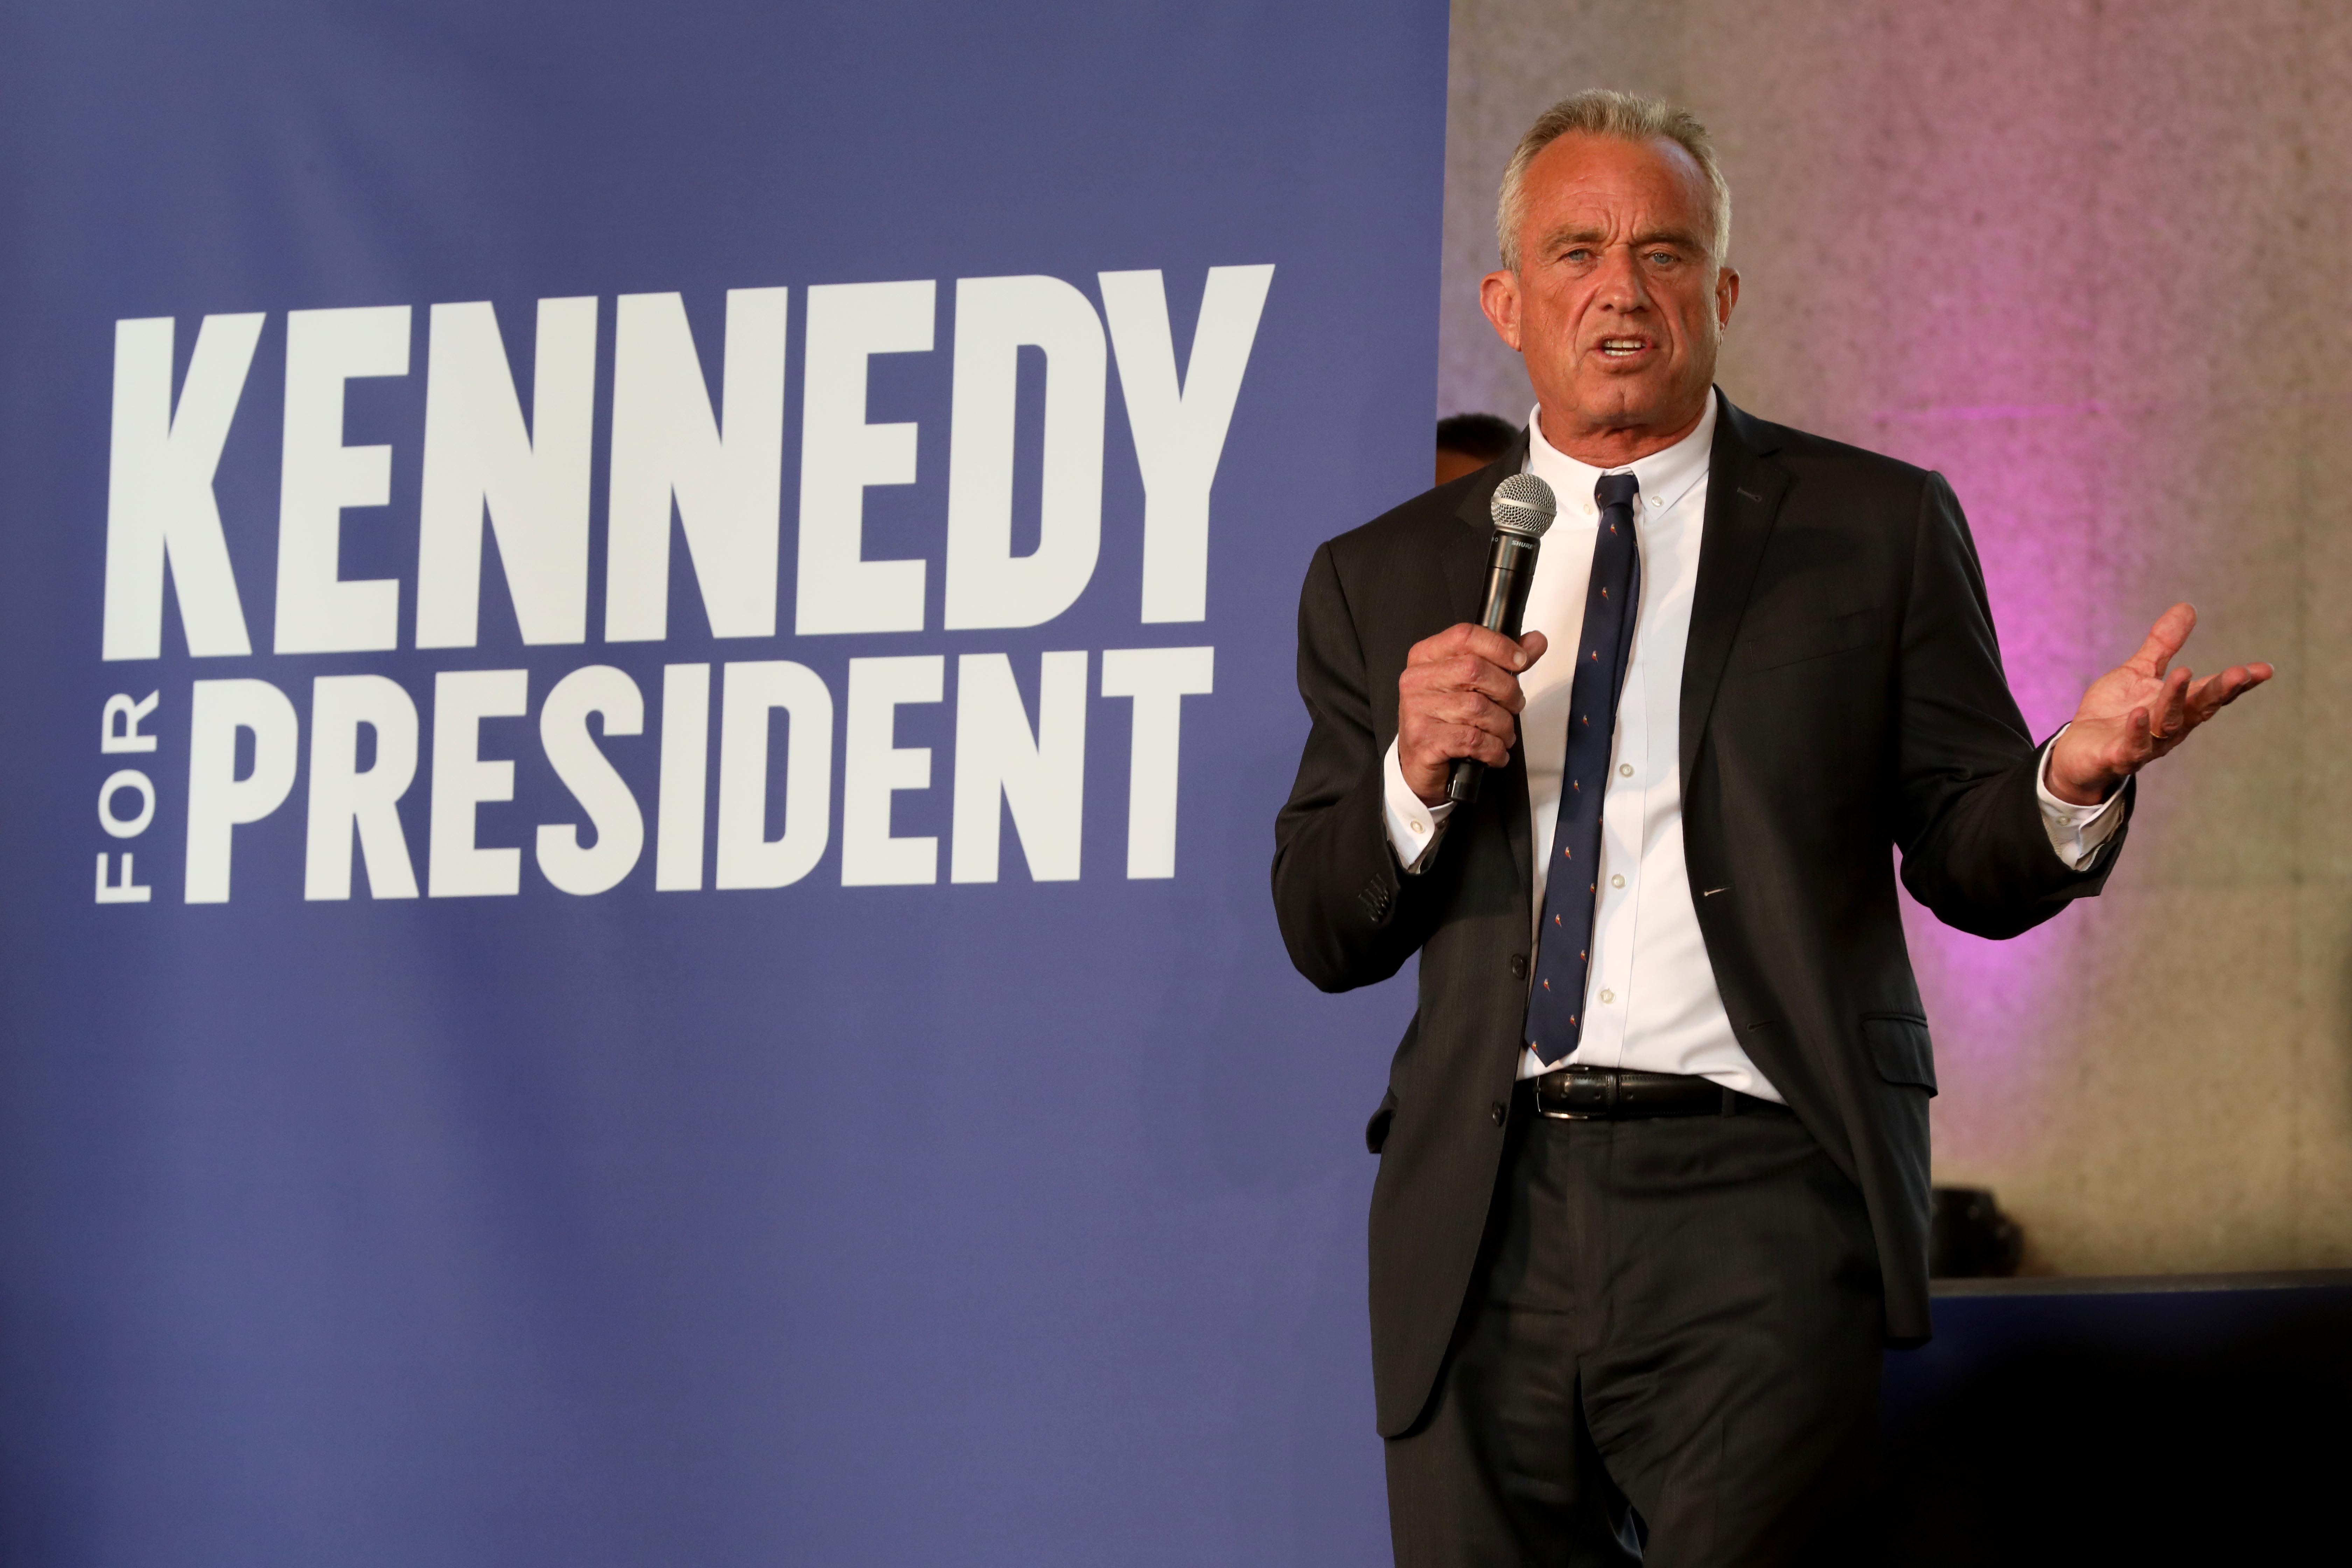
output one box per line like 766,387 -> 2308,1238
1594,472 -> 1640,511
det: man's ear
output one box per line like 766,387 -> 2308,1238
1479,269 -> 1523,351
1715,265 -> 1740,329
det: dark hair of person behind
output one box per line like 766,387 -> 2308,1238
1436,412 -> 1517,460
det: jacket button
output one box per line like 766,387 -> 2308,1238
1490,1102 -> 1507,1126
1508,954 -> 1527,978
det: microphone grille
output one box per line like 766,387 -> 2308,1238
1490,472 -> 1556,539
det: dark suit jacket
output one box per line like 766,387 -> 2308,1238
1272,393 -> 2129,1437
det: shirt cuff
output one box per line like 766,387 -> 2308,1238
2036,724 -> 2127,871
1382,738 -> 1454,873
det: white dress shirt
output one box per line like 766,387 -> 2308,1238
1380,392 -> 2126,1097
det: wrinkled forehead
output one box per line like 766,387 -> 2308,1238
1521,133 -> 1713,242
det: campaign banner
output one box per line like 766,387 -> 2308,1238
0,3 -> 1447,1563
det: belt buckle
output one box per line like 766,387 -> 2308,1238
1536,1064 -> 1615,1121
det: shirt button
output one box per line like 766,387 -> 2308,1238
1618,763 -> 1633,777
1600,989 -> 1616,1003
1409,819 -> 1427,835
1611,874 -> 1626,889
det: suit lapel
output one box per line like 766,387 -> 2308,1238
1449,432 -> 1537,898
1680,395 -> 1789,785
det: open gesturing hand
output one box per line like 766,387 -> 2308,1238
2043,603 -> 2273,807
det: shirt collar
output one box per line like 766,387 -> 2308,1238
1524,387 -> 1717,520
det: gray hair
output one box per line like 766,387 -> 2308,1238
1496,89 -> 1731,270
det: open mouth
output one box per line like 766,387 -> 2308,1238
1597,337 -> 1651,360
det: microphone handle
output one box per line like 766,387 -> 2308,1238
1445,530 -> 1542,805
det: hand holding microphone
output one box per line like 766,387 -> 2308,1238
1395,474 -> 1558,807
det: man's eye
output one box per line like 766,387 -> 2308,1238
1562,248 -> 1592,262
1646,251 -> 1678,266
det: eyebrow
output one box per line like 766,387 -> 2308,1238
1540,224 -> 1704,253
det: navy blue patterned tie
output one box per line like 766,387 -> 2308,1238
1525,472 -> 1642,1068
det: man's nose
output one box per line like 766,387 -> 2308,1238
1595,245 -> 1651,310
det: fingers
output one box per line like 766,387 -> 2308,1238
1409,621 -> 1540,675
2184,665 -> 2255,721
2180,674 -> 2225,728
2071,637 -> 2270,791
1399,695 -> 1518,774
2216,662 -> 2275,703
2148,666 -> 2191,739
2163,660 -> 2277,740
1402,654 -> 1527,715
1398,674 -> 1521,736
1406,686 -> 1520,738
1415,719 -> 1515,770
1399,622 -> 1544,785
1404,623 -> 1541,714
2127,602 -> 2198,677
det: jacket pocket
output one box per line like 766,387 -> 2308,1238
1863,1013 -> 1937,1095
1733,608 -> 1878,672
1365,1087 -> 1399,1154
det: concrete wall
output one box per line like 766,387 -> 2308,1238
1440,0 -> 2352,1274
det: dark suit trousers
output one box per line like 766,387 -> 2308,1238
1385,1085 -> 1883,1567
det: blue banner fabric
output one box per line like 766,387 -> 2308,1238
0,3 -> 1448,1564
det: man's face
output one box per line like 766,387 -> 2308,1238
1480,134 -> 1737,458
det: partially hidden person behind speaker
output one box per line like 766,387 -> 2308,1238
1271,89 -> 2272,1567
1437,412 -> 1520,485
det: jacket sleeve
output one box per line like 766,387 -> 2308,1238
1891,472 -> 2130,936
1271,542 -> 1448,991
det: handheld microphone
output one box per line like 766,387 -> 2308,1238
1446,472 -> 1557,804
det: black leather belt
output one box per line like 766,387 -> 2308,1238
1526,1064 -> 1790,1121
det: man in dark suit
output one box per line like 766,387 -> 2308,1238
1272,91 -> 2270,1565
